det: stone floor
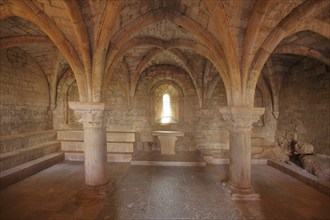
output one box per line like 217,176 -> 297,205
131,151 -> 207,166
132,151 -> 205,162
0,161 -> 329,220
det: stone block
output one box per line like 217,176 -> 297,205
64,152 -> 84,161
0,131 -> 57,153
106,132 -> 135,142
0,141 -> 61,171
107,153 -> 132,162
61,141 -> 84,151
0,152 -> 64,189
107,142 -> 134,153
57,131 -> 84,141
295,142 -> 314,154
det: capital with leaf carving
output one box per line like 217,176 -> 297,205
68,102 -> 105,128
220,107 -> 265,132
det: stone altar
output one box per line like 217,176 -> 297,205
152,131 -> 184,155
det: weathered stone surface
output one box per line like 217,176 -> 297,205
295,142 -> 314,154
299,154 -> 330,182
277,60 -> 330,155
0,0 -> 329,210
251,146 -> 289,161
0,49 -> 50,135
220,107 -> 265,200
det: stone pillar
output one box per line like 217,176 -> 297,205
69,102 -> 108,188
220,106 -> 265,200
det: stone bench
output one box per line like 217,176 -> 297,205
57,130 -> 136,162
0,130 -> 64,189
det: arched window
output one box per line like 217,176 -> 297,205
161,93 -> 171,123
153,84 -> 179,124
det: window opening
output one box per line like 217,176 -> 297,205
161,93 -> 171,123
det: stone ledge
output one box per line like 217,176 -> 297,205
204,157 -> 268,165
0,152 -> 64,189
131,160 -> 206,167
0,130 -> 57,142
268,159 -> 330,196
0,141 -> 60,160
57,130 -> 136,142
0,141 -> 61,171
0,130 -> 58,153
64,152 -> 132,162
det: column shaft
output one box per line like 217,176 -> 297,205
69,102 -> 108,187
84,127 -> 107,186
220,106 -> 264,200
229,130 -> 251,189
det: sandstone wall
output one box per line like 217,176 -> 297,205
277,59 -> 330,155
101,67 -> 276,158
194,79 -> 228,157
0,48 -> 50,136
53,63 -> 276,159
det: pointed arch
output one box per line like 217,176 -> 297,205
301,19 -> 330,39
273,45 -> 330,66
7,0 -> 88,101
246,0 -> 329,105
63,0 -> 92,99
102,37 -> 230,106
131,48 -> 203,107
104,8 -> 230,87
0,36 -> 51,48
242,0 -> 272,92
204,1 -> 241,95
92,0 -> 123,102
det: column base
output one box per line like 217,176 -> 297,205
75,181 -> 112,202
222,182 -> 260,201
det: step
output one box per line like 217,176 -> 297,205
0,130 -> 57,153
61,141 -> 134,153
64,151 -> 132,162
57,130 -> 136,142
268,159 -> 330,196
60,141 -> 83,152
0,152 -> 64,189
203,157 -> 268,165
0,141 -> 61,171
57,130 -> 84,141
131,151 -> 206,167
108,153 -> 132,162
131,160 -> 206,167
107,142 -> 134,153
106,132 -> 135,142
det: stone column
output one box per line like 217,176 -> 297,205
69,102 -> 108,188
220,106 -> 265,200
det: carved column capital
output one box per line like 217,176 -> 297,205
220,107 -> 265,132
69,102 -> 105,128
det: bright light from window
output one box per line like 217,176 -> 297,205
161,93 -> 171,123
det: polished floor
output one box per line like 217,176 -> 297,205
132,151 -> 205,162
0,161 -> 329,220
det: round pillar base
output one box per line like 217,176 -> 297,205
75,181 -> 112,203
222,181 -> 260,201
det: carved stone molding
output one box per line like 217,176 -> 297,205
220,107 -> 265,132
69,102 -> 105,128
272,111 -> 280,119
222,182 -> 260,201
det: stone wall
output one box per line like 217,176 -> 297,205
53,62 -> 277,159
104,67 -> 199,151
52,62 -> 277,159
277,59 -> 330,155
194,79 -> 228,157
101,67 -> 276,158
0,48 -> 50,136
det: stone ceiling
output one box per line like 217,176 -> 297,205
0,0 -> 329,104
